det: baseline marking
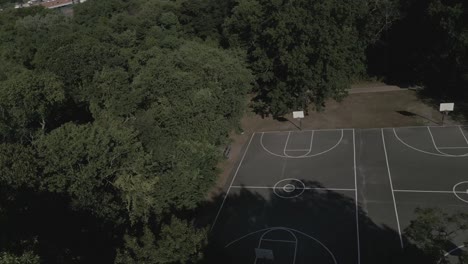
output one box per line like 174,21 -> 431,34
353,129 -> 361,264
459,126 -> 468,145
210,133 -> 255,232
230,185 -> 356,192
381,129 -> 404,248
261,125 -> 464,134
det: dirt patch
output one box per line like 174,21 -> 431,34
209,89 -> 461,197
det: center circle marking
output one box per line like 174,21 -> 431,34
273,178 -> 306,199
283,184 -> 295,193
453,182 -> 468,204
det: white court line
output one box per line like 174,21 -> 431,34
394,189 -> 468,194
459,126 -> 468,145
260,130 -> 344,159
285,149 -> 311,151
439,244 -> 466,263
230,185 -> 356,192
392,128 -> 468,157
226,227 -> 338,264
438,146 -> 468,149
353,129 -> 361,264
255,229 -> 298,264
427,127 -> 450,155
381,129 -> 404,249
283,131 -> 314,158
262,128 -> 354,133
260,125 -> 468,134
283,131 -> 292,156
261,238 -> 297,243
210,133 -> 255,232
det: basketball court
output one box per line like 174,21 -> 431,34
209,125 -> 468,264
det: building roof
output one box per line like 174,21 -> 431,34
40,0 -> 73,9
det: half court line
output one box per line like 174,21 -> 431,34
210,133 -> 255,232
381,129 -> 404,249
353,129 -> 361,264
394,189 -> 468,194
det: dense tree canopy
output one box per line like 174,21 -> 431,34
0,0 -> 252,262
1,0 -> 467,262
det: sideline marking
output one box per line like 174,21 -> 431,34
230,185 -> 356,192
210,133 -> 255,232
438,146 -> 468,149
393,128 -> 468,157
381,129 -> 404,248
353,129 -> 361,264
460,126 -> 468,145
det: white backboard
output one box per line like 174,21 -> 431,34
293,111 -> 304,119
440,103 -> 454,112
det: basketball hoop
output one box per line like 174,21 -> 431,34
439,103 -> 454,126
293,111 -> 304,130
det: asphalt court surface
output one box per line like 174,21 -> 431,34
210,126 -> 468,264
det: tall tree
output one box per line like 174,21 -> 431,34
34,120 -> 148,221
0,70 -> 65,142
224,0 -> 375,116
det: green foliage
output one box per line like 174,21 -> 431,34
132,41 -> 252,144
116,218 -> 206,264
404,208 -> 468,263
179,0 -> 235,41
379,0 -> 468,97
0,70 -> 65,141
0,251 -> 40,264
35,121 -> 147,220
223,0 -> 376,115
0,144 -> 38,188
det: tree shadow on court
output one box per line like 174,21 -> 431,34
396,110 -> 439,125
198,180 -> 431,264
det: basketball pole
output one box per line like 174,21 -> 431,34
441,111 -> 447,126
